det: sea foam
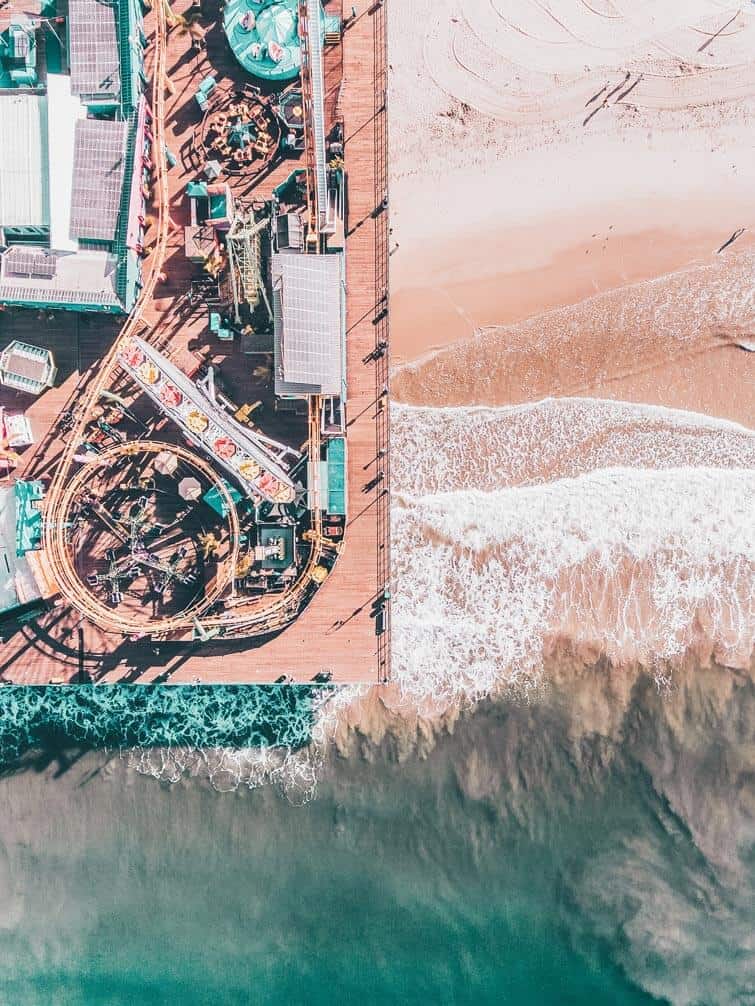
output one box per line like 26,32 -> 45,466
393,397 -> 755,496
391,466 -> 755,699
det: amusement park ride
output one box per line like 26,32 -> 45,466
29,0 -> 353,649
84,496 -> 196,608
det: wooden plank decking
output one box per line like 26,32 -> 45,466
0,0 -> 390,685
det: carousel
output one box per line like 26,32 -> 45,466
200,93 -> 281,175
222,0 -> 325,82
274,88 -> 304,132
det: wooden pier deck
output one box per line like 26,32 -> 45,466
0,0 -> 390,685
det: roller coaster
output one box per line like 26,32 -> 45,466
41,0 -> 329,641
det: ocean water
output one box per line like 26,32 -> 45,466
0,389 -> 752,1003
3,660 -> 752,1006
390,398 -> 755,700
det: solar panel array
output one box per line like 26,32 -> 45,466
272,253 -> 343,395
68,0 -> 121,99
3,247 -> 58,279
69,118 -> 127,241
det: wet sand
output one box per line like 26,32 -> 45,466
391,179 -> 755,424
392,191 -> 755,424
392,223 -> 755,366
392,248 -> 755,426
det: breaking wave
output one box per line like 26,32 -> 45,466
388,396 -> 755,702
392,397 -> 755,495
391,466 -> 755,699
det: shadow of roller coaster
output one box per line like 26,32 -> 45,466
41,0 -> 331,644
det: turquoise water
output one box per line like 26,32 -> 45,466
0,685 -> 314,762
0,734 -> 655,1005
1,668 -> 751,1005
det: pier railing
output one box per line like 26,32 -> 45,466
372,0 -> 391,683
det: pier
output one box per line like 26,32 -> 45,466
0,0 -> 390,684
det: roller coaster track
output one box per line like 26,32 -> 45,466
41,2 -> 328,641
49,441 -> 241,636
197,394 -> 326,640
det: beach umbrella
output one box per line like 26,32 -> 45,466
178,476 -> 202,501
154,450 -> 178,476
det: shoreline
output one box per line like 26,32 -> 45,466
391,220 -> 755,367
391,249 -> 755,427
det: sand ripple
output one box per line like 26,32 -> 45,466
392,0 -> 755,134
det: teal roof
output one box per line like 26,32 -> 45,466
0,484 -> 43,616
0,23 -> 38,87
258,524 -> 294,569
14,480 -> 44,556
224,0 -> 325,82
326,437 -> 346,515
203,480 -> 243,517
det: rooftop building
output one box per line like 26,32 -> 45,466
272,250 -> 346,398
0,339 -> 57,394
0,481 -> 45,619
0,0 -> 150,314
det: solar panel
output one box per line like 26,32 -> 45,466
69,118 -> 127,241
3,247 -> 57,279
68,0 -> 121,99
0,283 -> 121,307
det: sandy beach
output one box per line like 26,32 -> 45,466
386,0 -> 755,703
388,1 -> 755,424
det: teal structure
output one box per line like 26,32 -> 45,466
14,480 -> 44,556
326,436 -> 345,515
223,0 -> 330,82
0,23 -> 38,87
203,480 -> 243,517
0,481 -> 44,619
